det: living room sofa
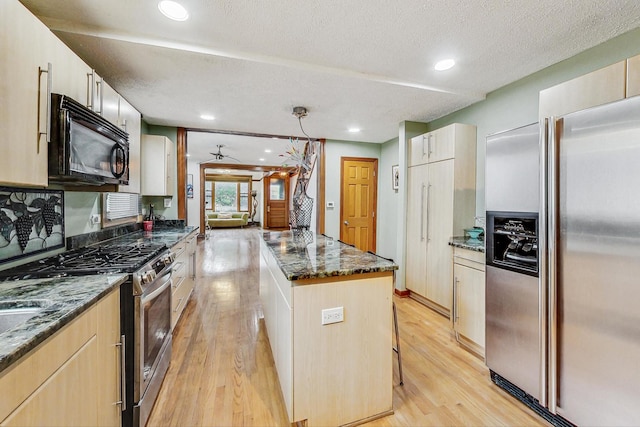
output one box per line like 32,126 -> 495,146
206,211 -> 249,228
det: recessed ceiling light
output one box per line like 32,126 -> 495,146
259,158 -> 265,162
200,114 -> 215,120
434,59 -> 455,71
158,1 -> 189,21
265,149 -> 272,153
348,127 -> 361,133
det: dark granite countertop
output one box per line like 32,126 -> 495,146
262,230 -> 398,281
0,273 -> 128,373
96,225 -> 198,249
449,236 -> 485,252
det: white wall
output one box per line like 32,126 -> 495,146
323,139 -> 381,240
186,159 -> 200,228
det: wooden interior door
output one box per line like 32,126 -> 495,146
264,174 -> 289,229
340,158 -> 377,252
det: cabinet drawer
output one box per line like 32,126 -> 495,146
171,276 -> 192,326
453,247 -> 485,271
172,258 -> 187,282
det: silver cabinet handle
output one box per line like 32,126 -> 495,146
453,277 -> 460,325
420,183 -> 426,241
421,135 -> 426,157
115,334 -> 126,411
37,62 -> 52,150
428,134 -> 434,157
547,116 -> 558,413
86,70 -> 95,109
173,297 -> 184,312
96,78 -> 103,115
453,277 -> 460,323
426,183 -> 432,242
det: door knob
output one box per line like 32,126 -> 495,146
344,220 -> 349,225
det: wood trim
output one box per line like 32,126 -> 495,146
340,409 -> 395,427
200,162 -> 297,173
317,139 -> 326,234
177,127 -> 187,220
394,288 -> 410,298
199,164 -> 206,234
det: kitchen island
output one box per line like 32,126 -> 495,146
260,230 -> 397,427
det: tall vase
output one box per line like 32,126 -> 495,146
290,140 -> 318,230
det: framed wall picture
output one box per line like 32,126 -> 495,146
392,165 -> 399,190
0,187 -> 65,264
186,174 -> 194,198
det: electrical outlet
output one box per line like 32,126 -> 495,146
164,198 -> 172,208
321,307 -> 344,325
90,214 -> 101,225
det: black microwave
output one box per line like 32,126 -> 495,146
49,93 -> 129,186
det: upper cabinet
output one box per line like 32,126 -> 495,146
1,0 -> 88,187
117,97 -> 142,194
539,55 -> 640,118
626,54 -> 640,98
409,124 -> 457,166
0,1 -> 140,190
141,135 -> 174,196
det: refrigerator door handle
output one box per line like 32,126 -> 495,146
547,116 -> 559,414
539,118 -> 549,409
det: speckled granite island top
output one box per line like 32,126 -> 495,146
0,274 -> 128,373
262,231 -> 398,281
449,236 -> 485,252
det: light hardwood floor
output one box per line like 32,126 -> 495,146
147,228 -> 548,427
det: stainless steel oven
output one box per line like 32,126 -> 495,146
132,251 -> 174,427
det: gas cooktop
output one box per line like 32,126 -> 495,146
0,241 -> 168,281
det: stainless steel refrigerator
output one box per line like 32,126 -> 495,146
486,95 -> 640,426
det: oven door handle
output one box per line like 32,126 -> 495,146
141,273 -> 172,304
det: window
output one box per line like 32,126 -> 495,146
205,175 -> 252,212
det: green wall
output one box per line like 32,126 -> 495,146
427,26 -> 640,217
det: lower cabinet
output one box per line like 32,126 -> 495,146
260,240 -> 393,426
452,247 -> 486,358
171,231 -> 197,330
0,288 -> 122,426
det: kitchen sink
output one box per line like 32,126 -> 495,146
0,300 -> 50,335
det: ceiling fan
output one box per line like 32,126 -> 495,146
201,144 -> 240,163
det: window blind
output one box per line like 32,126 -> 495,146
104,193 -> 140,221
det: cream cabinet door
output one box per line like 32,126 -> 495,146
118,97 -> 141,194
0,1 -> 51,186
95,289 -> 122,427
409,134 -> 428,166
627,54 -> 640,99
405,164 -> 429,296
141,135 -> 174,196
425,159 -> 454,312
539,60 -> 626,118
49,35 -> 92,107
426,125 -> 455,163
100,79 -> 121,125
454,262 -> 485,352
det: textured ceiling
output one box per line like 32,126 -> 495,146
18,0 -> 640,163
